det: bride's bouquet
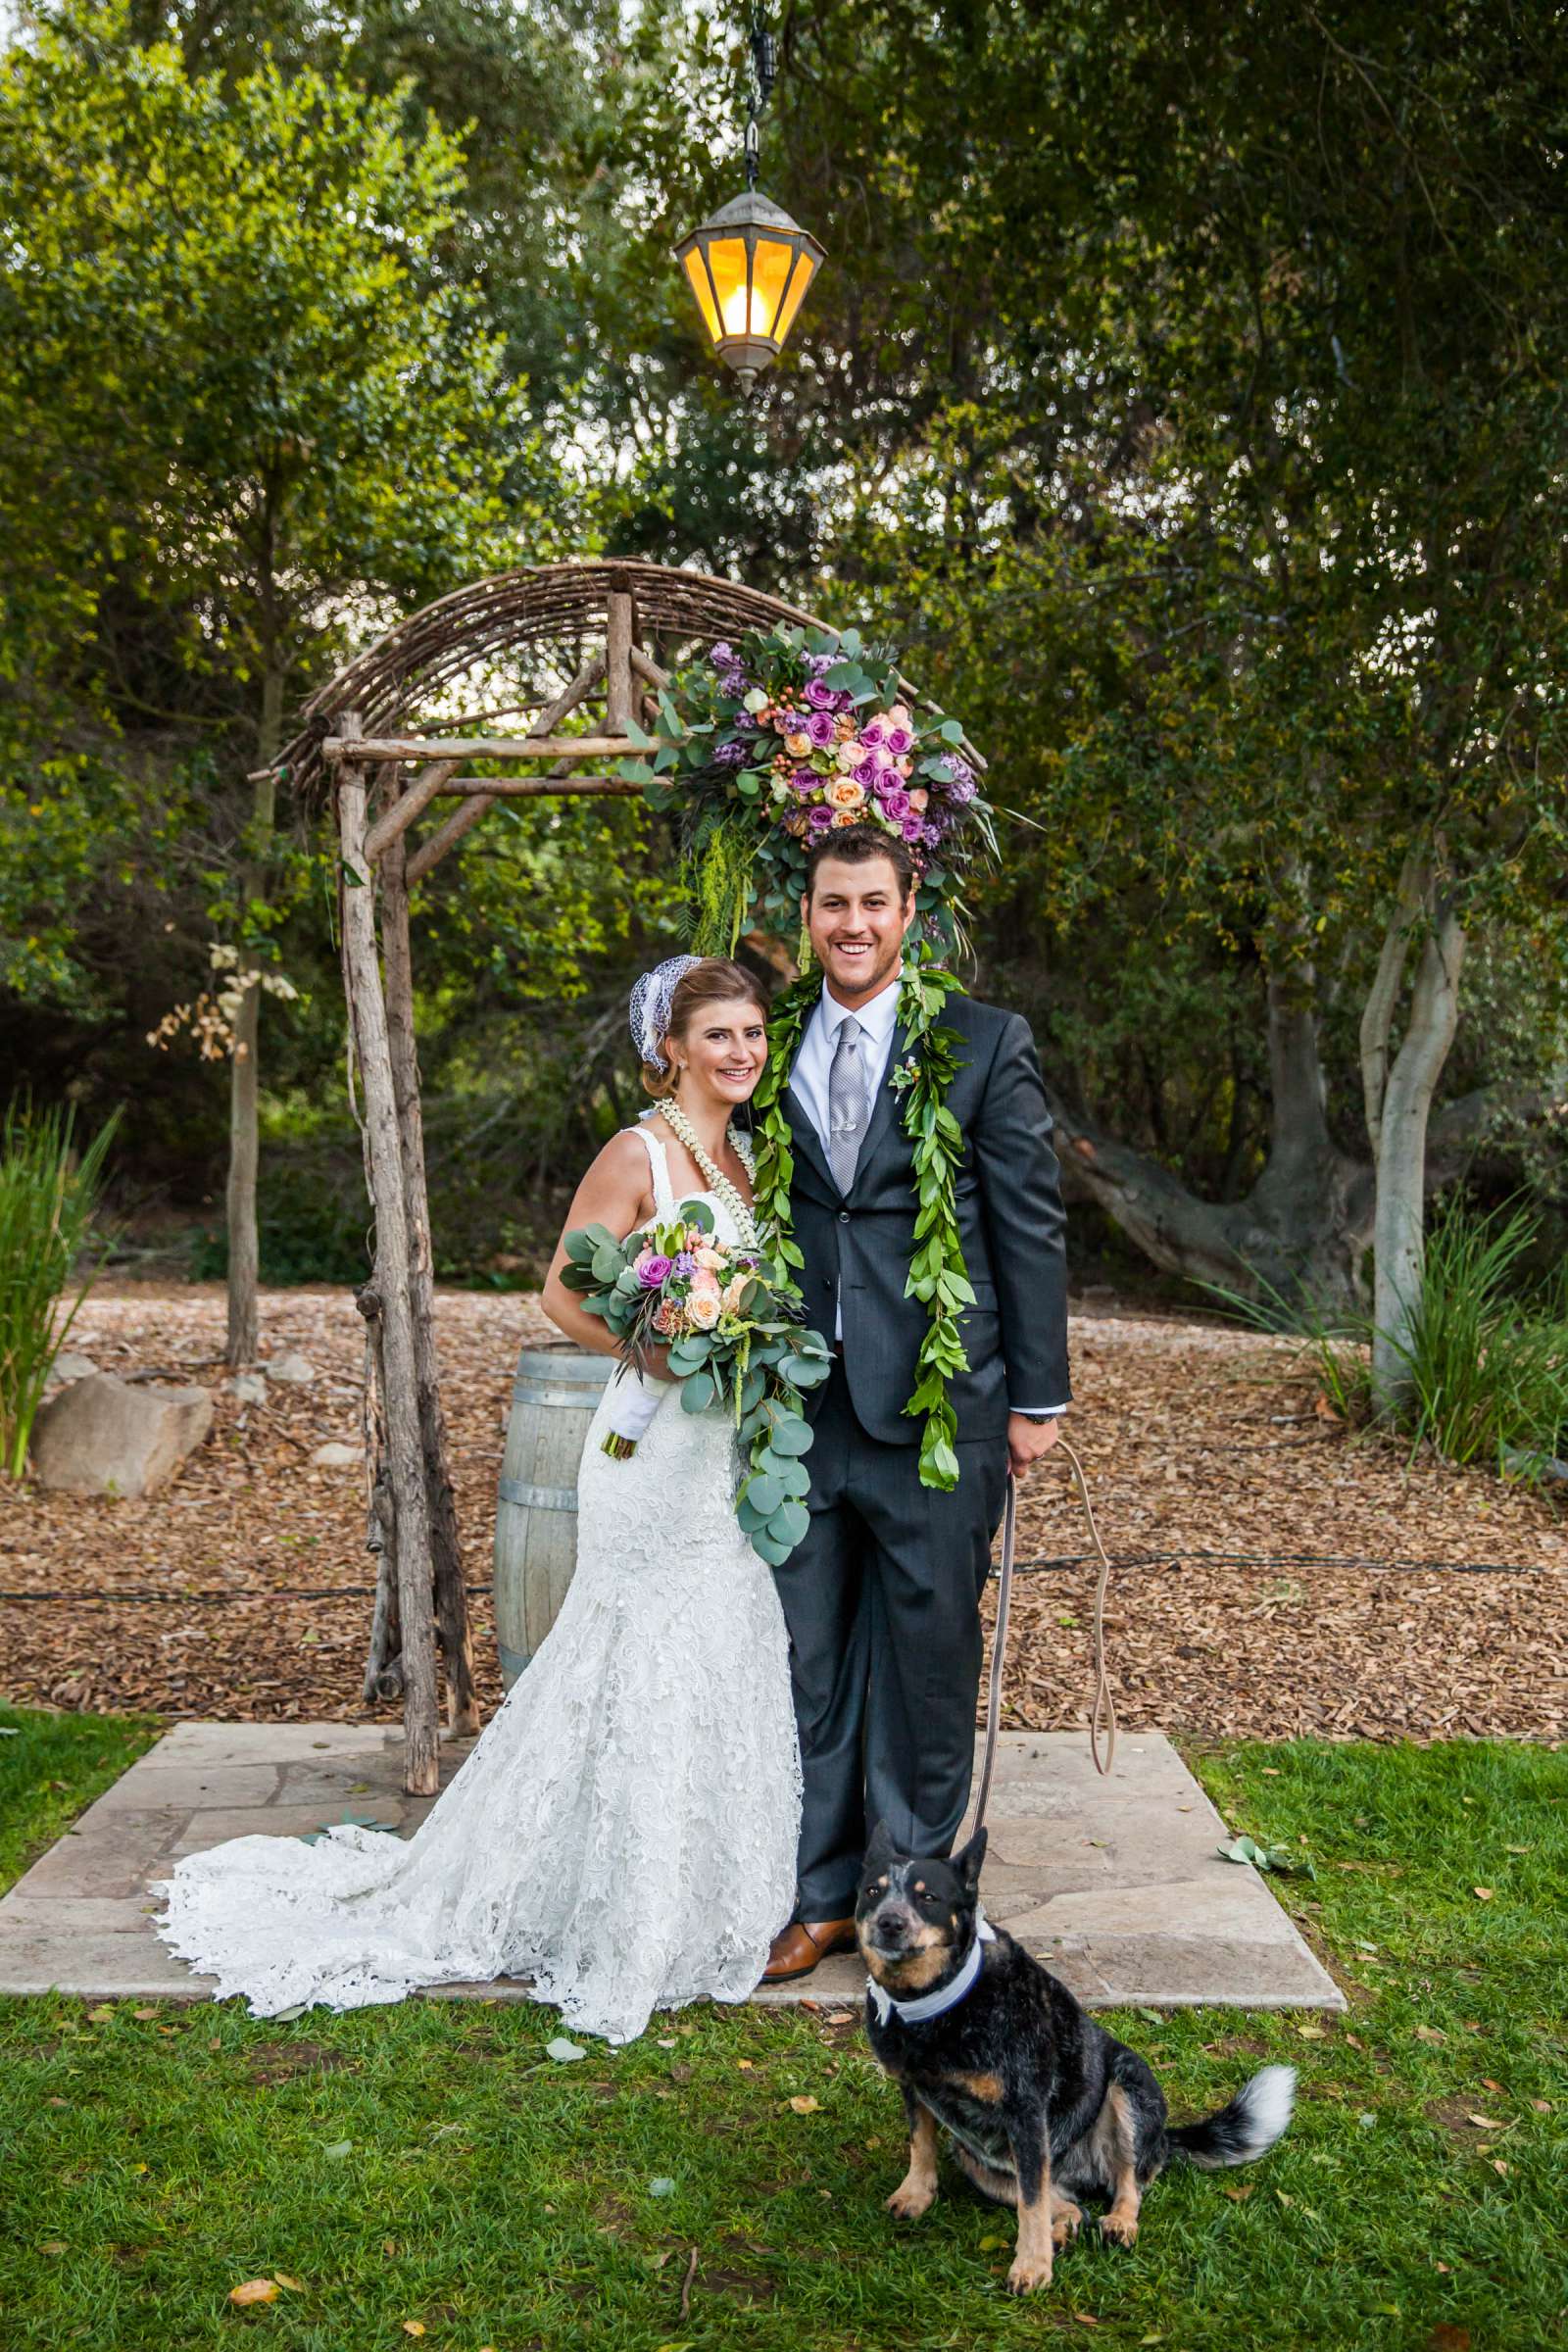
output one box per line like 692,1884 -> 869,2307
558,1200 -> 832,1565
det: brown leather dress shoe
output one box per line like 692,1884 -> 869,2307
762,1917 -> 858,1982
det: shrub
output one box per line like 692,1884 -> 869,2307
0,1099 -> 119,1477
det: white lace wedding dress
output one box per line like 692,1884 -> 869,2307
153,1127 -> 803,2043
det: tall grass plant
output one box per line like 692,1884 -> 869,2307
1204,1194 -> 1568,1484
0,1098 -> 119,1478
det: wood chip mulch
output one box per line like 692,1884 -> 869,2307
1,1286 -> 1561,1745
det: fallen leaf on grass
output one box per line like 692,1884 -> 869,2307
1221,2185 -> 1253,2201
1472,1887 -> 1494,1900
402,2325 -> 426,2338
648,2178 -> 677,2198
272,2275 -> 304,2290
735,2059 -> 755,2072
1216,1836 -> 1316,1879
1425,2328 -> 1470,2352
40,2241 -> 68,2256
787,2095 -> 821,2114
978,2233 -> 1005,2250
545,2037 -> 586,2064
1532,2098 -> 1553,2113
1466,2115 -> 1504,2131
319,2140 -> 353,2160
132,2007 -> 159,2021
229,2279 -> 280,2308
86,2006 -> 114,2024
1414,2025 -> 1446,2045
1295,2024 -> 1327,2040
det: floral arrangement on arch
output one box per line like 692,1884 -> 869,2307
620,623 -> 996,956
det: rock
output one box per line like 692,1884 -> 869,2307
311,1442 -> 359,1469
227,1373 -> 268,1406
30,1375 -> 214,1497
1502,1444 -> 1568,1485
264,1351 -> 315,1386
48,1350 -> 98,1385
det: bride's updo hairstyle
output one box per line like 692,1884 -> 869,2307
638,956 -> 766,1100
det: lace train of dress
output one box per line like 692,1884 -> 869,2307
153,1133 -> 802,2044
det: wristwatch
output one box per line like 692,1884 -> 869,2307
1013,1410 -> 1061,1425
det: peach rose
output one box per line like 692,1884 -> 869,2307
827,776 -> 866,809
784,732 -> 811,760
834,713 -> 858,740
688,1289 -> 721,1330
832,807 -> 858,827
908,786 -> 929,810
694,1246 -> 725,1272
888,702 -> 913,728
721,1274 -> 752,1315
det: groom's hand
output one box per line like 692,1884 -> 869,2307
1007,1412 -> 1062,1480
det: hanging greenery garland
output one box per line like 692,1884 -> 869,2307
618,621 -> 994,1492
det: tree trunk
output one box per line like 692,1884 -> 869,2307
1367,889 -> 1467,1409
224,658 -> 284,1366
1049,951 -> 1372,1315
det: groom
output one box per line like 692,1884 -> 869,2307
762,825 -> 1072,1982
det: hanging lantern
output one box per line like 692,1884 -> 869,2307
674,189 -> 825,395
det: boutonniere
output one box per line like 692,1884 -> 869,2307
887,1054 -> 921,1097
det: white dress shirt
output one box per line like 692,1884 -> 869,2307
788,979 -> 1065,1414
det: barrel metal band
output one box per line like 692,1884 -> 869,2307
512,1382 -> 610,1411
498,1475 -> 579,1514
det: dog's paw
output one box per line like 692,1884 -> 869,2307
1099,2209 -> 1140,2248
1052,2200 -> 1084,2247
886,2179 -> 936,2223
1005,2250 -> 1054,2293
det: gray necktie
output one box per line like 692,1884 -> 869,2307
827,1015 -> 871,1194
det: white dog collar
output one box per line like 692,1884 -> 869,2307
866,1911 -> 998,2027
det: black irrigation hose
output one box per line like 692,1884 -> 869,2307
0,1548 -> 1556,1605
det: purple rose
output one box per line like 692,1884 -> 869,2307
900,813 -> 926,844
852,757 -> 880,790
883,724 -> 913,759
858,716 -> 887,750
808,806 -> 836,833
803,677 -> 840,711
792,768 -> 822,794
803,709 -> 837,749
876,784 -> 910,820
870,740 -> 898,772
638,1253 -> 673,1290
712,736 -> 749,768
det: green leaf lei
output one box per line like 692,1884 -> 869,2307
752,953 -> 973,1493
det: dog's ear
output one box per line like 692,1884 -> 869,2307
864,1818 -> 898,1873
952,1826 -> 988,1892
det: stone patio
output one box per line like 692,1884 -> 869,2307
0,1721 -> 1343,2011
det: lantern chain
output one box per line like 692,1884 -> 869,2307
744,3 -> 776,191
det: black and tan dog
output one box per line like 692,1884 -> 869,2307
857,1821 -> 1297,2293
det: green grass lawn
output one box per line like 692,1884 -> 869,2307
0,1712 -> 1563,2352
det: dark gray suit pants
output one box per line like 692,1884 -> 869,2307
771,1358 -> 1011,1920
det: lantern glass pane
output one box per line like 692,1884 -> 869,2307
772,247 -> 816,345
706,236 -> 752,336
682,248 -> 721,343
750,234 -> 797,338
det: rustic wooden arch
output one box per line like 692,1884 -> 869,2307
272,559 -> 981,1793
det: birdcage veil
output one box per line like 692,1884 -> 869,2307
628,954 -> 703,1072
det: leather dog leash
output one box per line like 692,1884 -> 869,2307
972,1444 -> 1118,1837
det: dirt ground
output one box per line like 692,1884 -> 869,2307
1,1284 -> 1562,1743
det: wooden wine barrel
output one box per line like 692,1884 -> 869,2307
492,1342 -> 613,1690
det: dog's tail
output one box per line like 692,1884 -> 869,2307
1164,2065 -> 1297,2170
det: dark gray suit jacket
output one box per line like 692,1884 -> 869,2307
784,991 -> 1071,1446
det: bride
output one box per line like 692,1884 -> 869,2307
154,954 -> 802,2043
